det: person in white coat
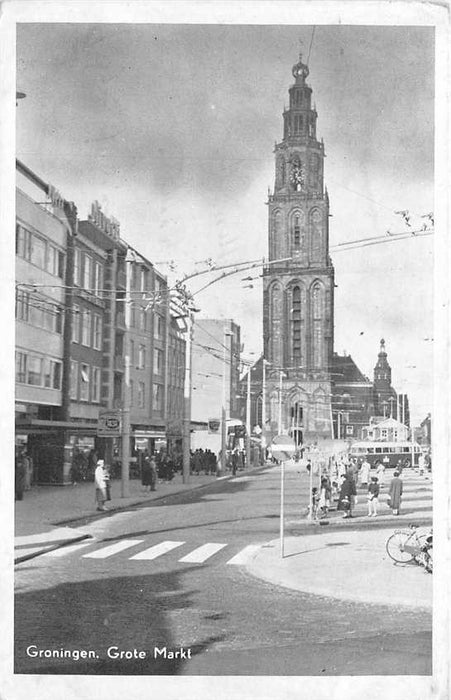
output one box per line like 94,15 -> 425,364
359,459 -> 371,488
95,459 -> 108,511
375,460 -> 386,488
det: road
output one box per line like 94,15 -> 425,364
14,466 -> 432,676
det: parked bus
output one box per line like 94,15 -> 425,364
349,441 -> 422,468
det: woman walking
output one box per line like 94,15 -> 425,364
388,470 -> 403,515
337,472 -> 357,519
367,476 -> 380,517
375,460 -> 386,489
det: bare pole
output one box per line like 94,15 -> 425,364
246,367 -> 251,468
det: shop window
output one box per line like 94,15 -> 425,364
138,382 -> 145,409
70,361 -> 78,399
91,367 -> 101,403
15,351 -> 27,383
72,305 -> 80,343
80,364 -> 90,401
81,309 -> 92,346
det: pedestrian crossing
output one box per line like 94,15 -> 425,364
41,537 -> 262,567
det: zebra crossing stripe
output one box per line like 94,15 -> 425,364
129,541 -> 185,561
178,543 -> 227,563
43,542 -> 93,557
82,539 -> 144,559
226,544 -> 261,565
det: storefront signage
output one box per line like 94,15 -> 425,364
97,409 -> 122,437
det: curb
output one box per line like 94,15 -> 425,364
286,514 -> 432,534
49,464 -> 271,527
14,534 -> 92,565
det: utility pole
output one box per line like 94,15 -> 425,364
246,366 -> 251,469
220,328 -> 233,477
278,369 -> 285,434
182,312 -> 193,484
120,248 -> 133,497
261,359 -> 267,455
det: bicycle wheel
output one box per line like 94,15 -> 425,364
386,531 -> 416,563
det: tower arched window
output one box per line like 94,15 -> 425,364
312,282 -> 324,369
292,285 -> 302,363
294,214 -> 301,247
270,283 -> 283,366
271,211 -> 282,260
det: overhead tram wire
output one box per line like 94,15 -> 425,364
307,26 -> 316,65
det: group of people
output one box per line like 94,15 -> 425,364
313,455 -> 405,520
190,448 -> 217,476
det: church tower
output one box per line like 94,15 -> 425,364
263,53 -> 334,444
373,338 -> 396,418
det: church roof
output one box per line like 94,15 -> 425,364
332,353 -> 370,384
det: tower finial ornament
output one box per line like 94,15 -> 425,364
292,53 -> 309,82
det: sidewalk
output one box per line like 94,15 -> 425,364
14,467 -> 265,563
245,528 -> 432,610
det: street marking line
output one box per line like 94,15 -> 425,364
226,544 -> 262,565
178,543 -> 227,563
82,539 -> 144,559
129,541 -> 185,560
43,542 -> 93,557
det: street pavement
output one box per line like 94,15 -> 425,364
15,464 -> 433,605
14,463 -> 433,676
14,469 -> 252,561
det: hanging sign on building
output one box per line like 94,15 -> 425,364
97,409 -> 122,437
208,418 -> 220,434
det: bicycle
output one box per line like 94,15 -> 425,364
385,524 -> 433,573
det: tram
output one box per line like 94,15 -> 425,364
349,440 -> 422,468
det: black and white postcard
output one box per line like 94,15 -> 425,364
1,2 -> 449,699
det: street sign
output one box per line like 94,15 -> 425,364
97,409 -> 122,437
271,434 -> 296,462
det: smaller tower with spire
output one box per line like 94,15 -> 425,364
373,339 -> 395,417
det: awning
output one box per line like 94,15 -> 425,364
133,430 -> 166,439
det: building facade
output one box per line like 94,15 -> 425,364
191,318 -> 241,428
15,164 -> 185,483
15,161 -> 69,483
263,53 -> 334,444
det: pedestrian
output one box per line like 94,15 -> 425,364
141,450 -> 152,492
149,454 -> 158,491
318,476 -> 331,518
375,460 -> 385,488
104,462 -> 112,501
359,458 -> 371,489
15,452 -> 26,501
231,449 -> 239,476
418,452 -> 426,476
367,476 -> 380,517
311,486 -> 319,519
95,459 -> 109,511
337,471 -> 357,518
388,470 -> 403,515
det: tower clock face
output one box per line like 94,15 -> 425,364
290,161 -> 305,191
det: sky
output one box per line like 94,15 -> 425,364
15,22 -> 435,423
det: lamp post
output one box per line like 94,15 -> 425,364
278,369 -> 286,434
120,248 -> 134,498
182,312 -> 193,484
246,367 -> 251,469
261,359 -> 269,453
220,327 -> 234,477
